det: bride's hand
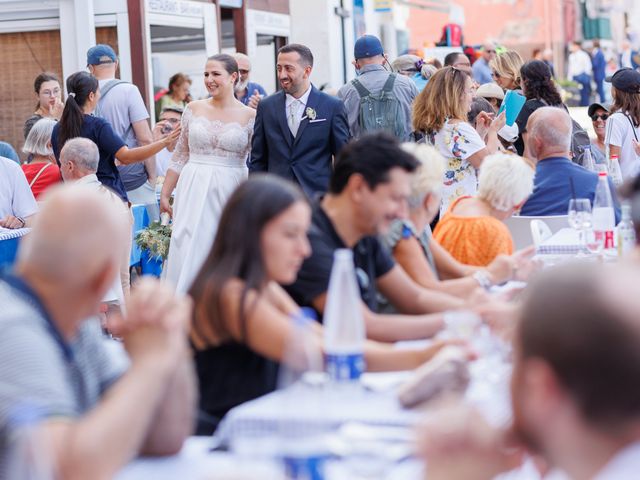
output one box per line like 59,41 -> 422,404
160,195 -> 173,218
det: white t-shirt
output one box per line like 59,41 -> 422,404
426,120 -> 485,215
604,111 -> 640,179
0,156 -> 38,220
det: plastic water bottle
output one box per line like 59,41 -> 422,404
609,154 -> 624,187
593,165 -> 616,253
617,202 -> 636,257
582,146 -> 596,172
323,249 -> 366,382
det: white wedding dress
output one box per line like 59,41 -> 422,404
164,105 -> 254,293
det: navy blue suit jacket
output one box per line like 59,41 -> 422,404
248,86 -> 350,197
521,157 -> 621,223
592,49 -> 606,82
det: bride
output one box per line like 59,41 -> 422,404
161,54 -> 256,293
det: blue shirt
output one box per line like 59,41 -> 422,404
52,115 -> 128,203
521,156 -> 621,223
237,82 -> 267,106
472,58 -> 493,85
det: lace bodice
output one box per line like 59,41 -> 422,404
168,104 -> 254,173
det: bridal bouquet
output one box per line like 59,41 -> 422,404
135,221 -> 172,261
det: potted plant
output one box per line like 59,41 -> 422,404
134,221 -> 172,277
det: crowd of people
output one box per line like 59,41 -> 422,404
2,33 -> 640,478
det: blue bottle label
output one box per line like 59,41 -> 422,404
283,454 -> 328,480
325,352 -> 365,381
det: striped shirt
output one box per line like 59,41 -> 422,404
0,273 -> 126,475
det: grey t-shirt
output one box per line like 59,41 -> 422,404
0,277 -> 126,474
98,79 -> 150,191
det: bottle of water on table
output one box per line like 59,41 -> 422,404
323,249 -> 366,383
593,165 -> 616,254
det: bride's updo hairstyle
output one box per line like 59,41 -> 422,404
206,53 -> 240,87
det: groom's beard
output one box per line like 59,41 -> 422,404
235,79 -> 249,93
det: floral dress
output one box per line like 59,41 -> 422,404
427,120 -> 485,216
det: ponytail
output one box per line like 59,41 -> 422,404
58,71 -> 99,149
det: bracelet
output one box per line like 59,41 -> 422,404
472,270 -> 492,291
16,216 -> 25,228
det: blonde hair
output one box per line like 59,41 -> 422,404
401,143 -> 446,208
490,50 -> 524,90
413,66 -> 470,134
478,153 -> 534,211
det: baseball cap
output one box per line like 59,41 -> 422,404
605,68 -> 640,94
354,35 -> 384,60
392,54 -> 422,72
475,82 -> 505,100
87,44 -> 117,66
587,102 -> 610,118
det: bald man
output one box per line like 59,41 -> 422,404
422,263 -> 640,479
233,52 -> 266,109
0,186 -> 196,478
520,106 -> 620,221
472,42 -> 496,85
59,137 -> 133,296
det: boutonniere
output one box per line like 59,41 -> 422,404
305,107 -> 317,121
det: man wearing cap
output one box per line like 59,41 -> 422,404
475,82 -> 504,114
604,67 -> 640,179
588,102 -> 610,164
472,42 -> 497,85
87,44 -> 159,221
337,35 -> 418,141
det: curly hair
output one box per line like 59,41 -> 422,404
490,50 -> 524,90
520,60 -> 562,105
412,66 -> 471,134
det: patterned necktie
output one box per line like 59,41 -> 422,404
288,100 -> 300,137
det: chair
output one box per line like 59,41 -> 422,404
505,215 -> 568,250
530,219 -> 552,247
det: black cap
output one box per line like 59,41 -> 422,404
605,68 -> 640,94
587,102 -> 609,118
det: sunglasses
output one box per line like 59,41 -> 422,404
486,49 -> 497,54
591,113 -> 609,121
491,71 -> 501,79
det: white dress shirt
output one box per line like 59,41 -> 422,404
593,442 -> 640,479
567,49 -> 593,79
285,85 -> 312,136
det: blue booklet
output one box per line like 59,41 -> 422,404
498,90 -> 526,126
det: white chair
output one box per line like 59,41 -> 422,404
530,219 -> 552,247
505,215 -> 569,250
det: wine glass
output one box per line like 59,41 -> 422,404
568,199 -> 592,254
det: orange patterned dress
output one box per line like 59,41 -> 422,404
433,196 -> 514,266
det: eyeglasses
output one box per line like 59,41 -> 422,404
41,89 -> 61,97
591,113 -> 609,121
238,69 -> 250,75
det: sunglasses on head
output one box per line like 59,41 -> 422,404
591,113 -> 609,121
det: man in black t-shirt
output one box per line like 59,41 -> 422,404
287,132 -> 465,342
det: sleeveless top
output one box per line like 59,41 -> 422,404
194,342 -> 279,435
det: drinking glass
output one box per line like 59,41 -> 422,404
568,199 -> 592,253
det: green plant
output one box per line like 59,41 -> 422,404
135,222 -> 172,260
556,79 -> 579,88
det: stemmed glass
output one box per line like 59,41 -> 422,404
568,198 -> 592,254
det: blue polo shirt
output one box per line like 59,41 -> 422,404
237,82 -> 267,106
521,156 -> 621,223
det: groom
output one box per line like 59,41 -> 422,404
249,43 -> 350,197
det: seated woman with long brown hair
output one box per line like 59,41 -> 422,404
189,175 -> 455,435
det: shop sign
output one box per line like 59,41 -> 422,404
148,0 -> 204,17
